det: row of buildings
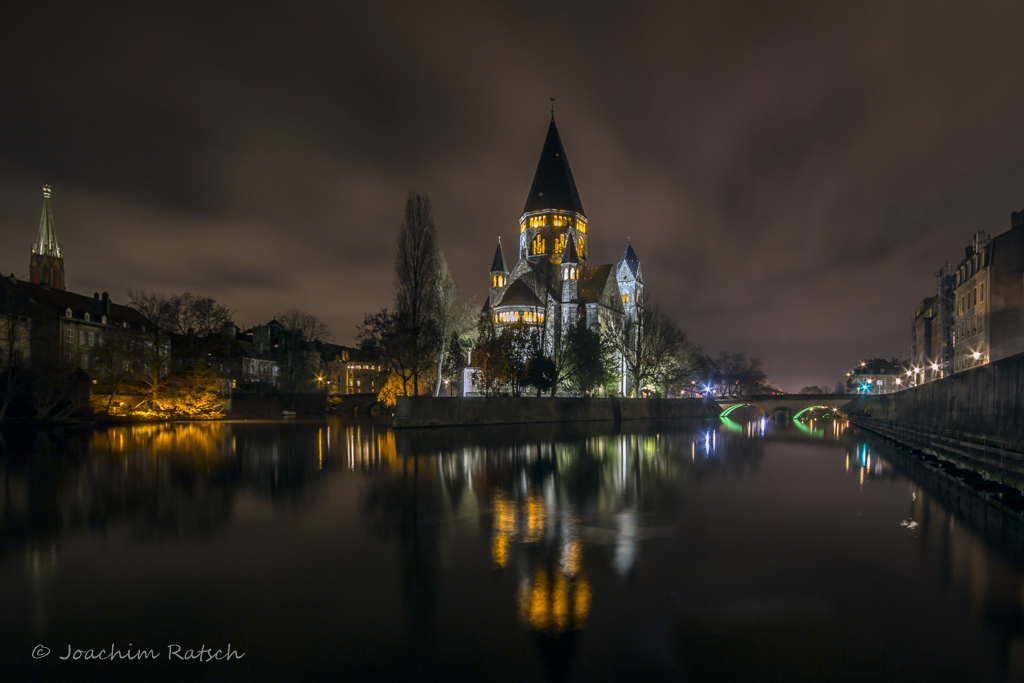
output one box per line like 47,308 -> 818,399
911,212 -> 1024,385
0,186 -> 386,413
845,212 -> 1024,395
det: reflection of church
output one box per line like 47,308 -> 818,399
483,116 -> 644,383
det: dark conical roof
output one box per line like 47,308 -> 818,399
490,238 -> 507,273
560,235 -> 579,264
523,118 -> 585,217
496,279 -> 543,308
618,242 -> 640,276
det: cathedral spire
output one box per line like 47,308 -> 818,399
523,118 -> 585,217
33,185 -> 61,259
30,185 -> 65,289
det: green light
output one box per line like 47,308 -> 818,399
720,403 -> 751,417
719,416 -> 743,433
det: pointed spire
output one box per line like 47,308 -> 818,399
490,237 -> 507,274
618,241 -> 640,276
560,234 -> 579,265
523,118 -> 585,217
33,185 -> 62,257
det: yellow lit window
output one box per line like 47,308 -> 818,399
532,235 -> 546,255
622,293 -> 629,303
554,234 -> 566,254
578,239 -> 585,258
497,311 -> 521,323
577,219 -> 586,234
523,311 -> 545,324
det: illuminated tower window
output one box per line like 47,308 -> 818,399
532,235 -> 546,255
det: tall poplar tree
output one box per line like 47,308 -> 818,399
393,191 -> 441,395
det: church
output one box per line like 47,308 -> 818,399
482,115 -> 644,389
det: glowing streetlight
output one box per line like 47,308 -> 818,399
972,351 -> 981,360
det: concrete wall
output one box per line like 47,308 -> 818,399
393,396 -> 720,428
851,351 -> 1024,441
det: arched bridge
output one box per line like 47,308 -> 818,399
715,394 -> 854,420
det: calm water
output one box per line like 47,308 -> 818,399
2,416 -> 1024,682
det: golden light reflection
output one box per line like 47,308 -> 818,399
492,534 -> 509,568
525,495 -> 545,542
89,423 -> 227,460
517,566 -> 591,634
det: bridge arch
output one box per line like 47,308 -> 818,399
716,395 -> 852,421
793,405 -> 842,419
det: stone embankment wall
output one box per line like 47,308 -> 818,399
850,351 -> 1024,442
393,396 -> 720,429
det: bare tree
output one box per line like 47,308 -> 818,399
0,311 -> 30,420
93,324 -> 140,414
394,191 -> 441,395
172,293 -> 234,339
608,297 -> 699,397
432,255 -> 475,396
127,289 -> 173,408
706,352 -> 770,396
275,309 -> 330,393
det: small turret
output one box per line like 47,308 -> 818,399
616,240 -> 643,322
489,237 -> 508,307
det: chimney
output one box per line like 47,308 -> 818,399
1012,210 -> 1024,229
102,292 -> 111,316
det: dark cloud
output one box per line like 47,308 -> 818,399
2,0 -> 1024,390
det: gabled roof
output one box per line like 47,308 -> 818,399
523,118 -> 586,217
32,185 -> 62,258
578,264 -> 614,304
495,279 -> 544,308
618,242 -> 641,277
11,279 -> 153,330
490,238 -> 507,274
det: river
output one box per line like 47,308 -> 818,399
1,416 -> 1022,682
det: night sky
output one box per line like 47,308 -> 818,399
3,1 -> 1024,391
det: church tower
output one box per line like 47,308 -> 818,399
519,116 -> 588,267
616,240 -> 643,323
489,237 -> 508,307
29,185 -> 65,290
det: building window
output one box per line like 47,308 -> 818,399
80,355 -> 89,370
88,332 -> 95,347
980,283 -> 984,302
66,328 -> 74,344
80,330 -> 86,345
622,293 -> 629,303
66,308 -> 72,318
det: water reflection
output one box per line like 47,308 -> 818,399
2,417 -> 1024,680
